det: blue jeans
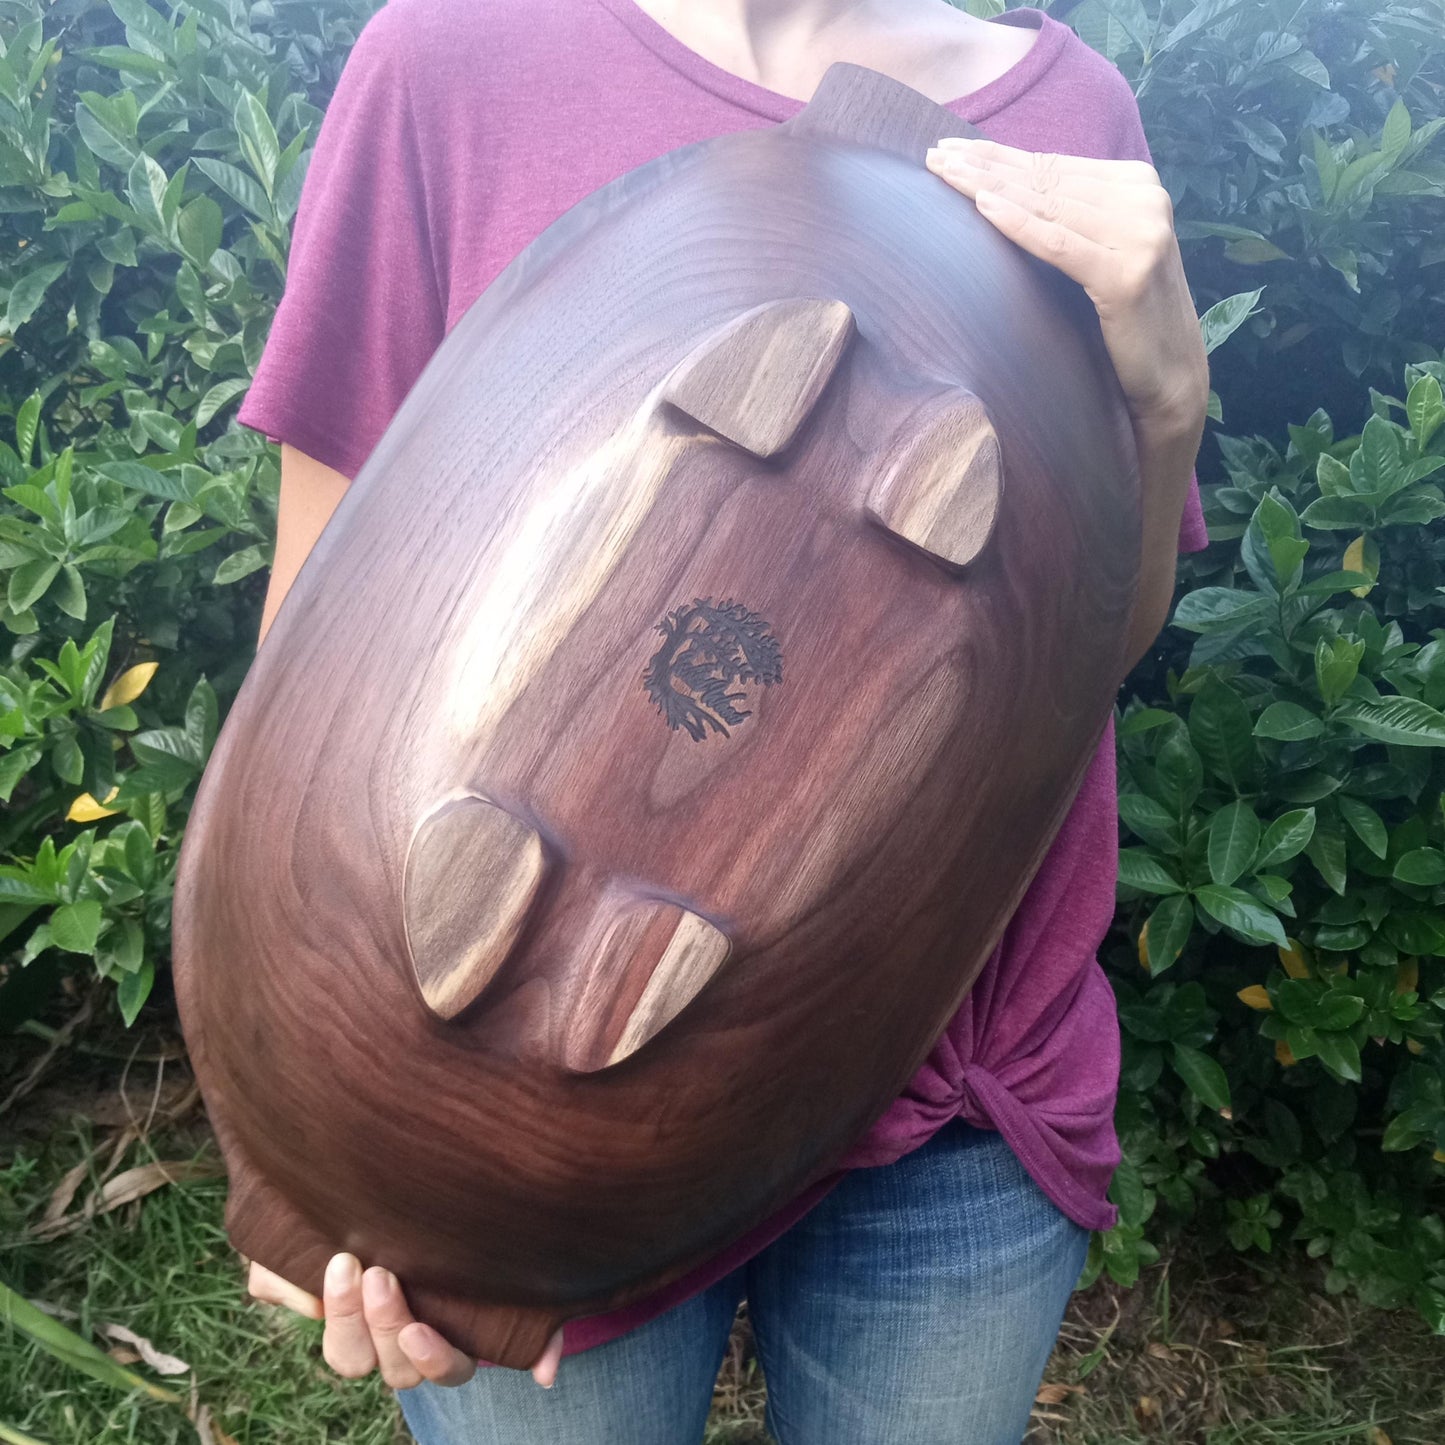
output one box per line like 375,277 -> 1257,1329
398,1119 -> 1089,1444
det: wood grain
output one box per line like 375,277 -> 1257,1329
171,61 -> 1142,1369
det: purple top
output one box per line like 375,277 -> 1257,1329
237,0 -> 1208,1358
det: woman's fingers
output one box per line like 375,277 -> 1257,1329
247,1260 -> 324,1320
321,1253 -> 380,1379
967,186 -> 1112,291
360,1266 -> 429,1389
931,135 -> 1160,186
530,1327 -> 566,1388
397,1321 -> 479,1388
930,149 -> 1145,210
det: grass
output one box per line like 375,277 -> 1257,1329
2,1001 -> 1443,1444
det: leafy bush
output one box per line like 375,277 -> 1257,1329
1062,0 -> 1445,445
0,0 -> 378,1025
1091,364 -> 1445,1328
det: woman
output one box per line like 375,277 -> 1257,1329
236,0 -> 1210,1439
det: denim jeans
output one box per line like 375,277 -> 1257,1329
397,1119 -> 1089,1445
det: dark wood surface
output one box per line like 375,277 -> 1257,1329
171,62 -> 1141,1369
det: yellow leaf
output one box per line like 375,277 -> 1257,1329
1278,939 -> 1310,979
66,786 -> 121,822
1275,1039 -> 1298,1068
1434,1149 -> 1445,1165
1407,1038 -> 1424,1056
1395,958 -> 1419,995
1343,534 -> 1374,597
1237,985 -> 1272,1010
1137,918 -> 1150,970
99,660 -> 158,711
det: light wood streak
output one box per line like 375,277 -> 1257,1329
661,297 -> 855,457
403,797 -> 547,1019
605,907 -> 731,1067
867,388 -> 1002,569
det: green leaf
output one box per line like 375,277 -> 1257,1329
1171,587 -> 1271,633
1356,414 -> 1405,493
1305,822 -> 1348,896
212,544 -> 268,584
126,151 -> 170,236
1118,793 -> 1179,852
177,194 -> 224,268
1254,701 -> 1323,741
1145,894 -> 1194,974
1223,236 -> 1290,264
1337,697 -> 1445,747
184,678 -> 217,761
1199,289 -> 1264,355
49,899 -> 103,954
75,90 -> 140,167
1394,848 -> 1445,886
98,461 -> 193,503
1312,1031 -> 1362,1084
234,91 -> 281,194
1299,495 -> 1374,530
1172,1043 -> 1231,1111
117,955 -> 154,1026
1189,680 -> 1256,790
1381,99 -> 1411,162
195,156 -> 272,222
0,1279 -> 179,1402
8,559 -> 59,612
1118,849 -> 1183,895
1155,727 -> 1203,813
1195,884 -> 1287,946
1207,801 -> 1261,886
52,564 -> 86,621
4,261 -> 67,332
1255,808 -> 1316,868
1311,992 -> 1365,1031
1156,0 -> 1255,55
15,392 -> 41,465
1314,635 -> 1364,706
1316,453 -> 1352,497
1406,373 -> 1444,449
1336,796 -> 1387,859
196,377 -> 250,429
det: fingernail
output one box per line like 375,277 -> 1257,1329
325,1253 -> 359,1292
925,146 -> 950,171
362,1265 -> 395,1304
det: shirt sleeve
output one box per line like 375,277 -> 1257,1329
1101,71 -> 1210,558
235,1 -> 447,481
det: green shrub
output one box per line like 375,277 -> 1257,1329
1062,0 -> 1445,437
0,0 -> 378,1025
1091,363 -> 1445,1329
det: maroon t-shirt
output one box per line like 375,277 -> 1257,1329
238,0 -> 1208,1357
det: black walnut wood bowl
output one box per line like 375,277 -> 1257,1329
171,62 -> 1141,1368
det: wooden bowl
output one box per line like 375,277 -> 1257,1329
171,62 -> 1139,1368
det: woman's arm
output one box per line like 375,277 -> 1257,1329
925,139 -> 1210,676
256,444 -> 352,649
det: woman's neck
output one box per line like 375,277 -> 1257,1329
630,0 -> 1038,105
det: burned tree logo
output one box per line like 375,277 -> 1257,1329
644,598 -> 783,741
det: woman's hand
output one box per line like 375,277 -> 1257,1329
246,1255 -> 565,1390
923,137 -> 1209,432
925,136 -> 1210,670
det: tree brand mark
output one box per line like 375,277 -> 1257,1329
643,597 -> 783,741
